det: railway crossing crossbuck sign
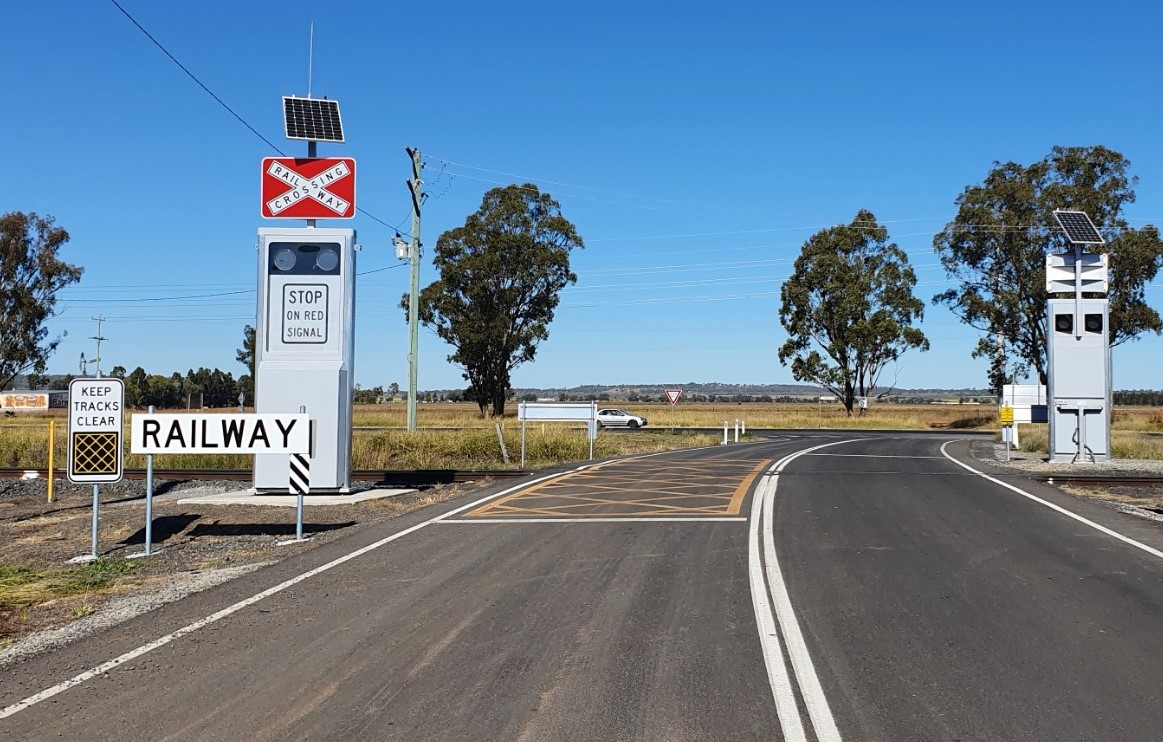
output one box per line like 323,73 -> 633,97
261,157 -> 356,219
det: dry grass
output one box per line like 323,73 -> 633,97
0,559 -> 137,610
1015,425 -> 1163,460
3,402 -> 1160,468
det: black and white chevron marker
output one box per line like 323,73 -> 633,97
290,453 -> 310,495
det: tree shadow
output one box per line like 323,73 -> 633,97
120,513 -> 202,545
187,521 -> 357,538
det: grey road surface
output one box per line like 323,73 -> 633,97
3,432 -> 1163,741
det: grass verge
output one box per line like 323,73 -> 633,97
1,559 -> 138,641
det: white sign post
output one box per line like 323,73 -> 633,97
517,402 -> 597,468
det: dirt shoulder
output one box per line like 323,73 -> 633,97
0,475 -> 485,657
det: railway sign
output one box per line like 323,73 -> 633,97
130,413 -> 310,455
68,378 -> 124,483
665,389 -> 682,406
261,157 -> 356,219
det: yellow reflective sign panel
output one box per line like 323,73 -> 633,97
999,405 -> 1014,425
71,432 -> 120,475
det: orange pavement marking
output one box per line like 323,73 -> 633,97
465,457 -> 774,519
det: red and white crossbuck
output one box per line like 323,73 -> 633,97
261,157 -> 356,219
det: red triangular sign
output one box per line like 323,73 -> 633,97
665,389 -> 682,406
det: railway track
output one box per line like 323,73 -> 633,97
0,467 -> 530,485
5,468 -> 1161,489
1039,474 -> 1163,488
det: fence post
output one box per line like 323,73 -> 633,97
496,422 -> 510,465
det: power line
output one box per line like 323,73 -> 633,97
430,155 -> 749,216
108,0 -> 286,155
109,0 -> 405,235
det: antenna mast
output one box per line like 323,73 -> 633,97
307,22 -> 314,98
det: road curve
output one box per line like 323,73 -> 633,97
3,432 -> 1162,741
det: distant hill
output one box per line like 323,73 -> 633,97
506,382 -> 994,402
417,381 -> 998,403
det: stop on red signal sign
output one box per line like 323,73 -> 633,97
261,157 -> 356,219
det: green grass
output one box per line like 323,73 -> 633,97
0,559 -> 138,609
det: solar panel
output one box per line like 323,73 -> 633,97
283,96 -> 345,143
1053,210 -> 1105,245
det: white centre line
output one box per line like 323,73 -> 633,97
2,443 -> 751,721
749,439 -> 853,742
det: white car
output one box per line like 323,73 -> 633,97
596,408 -> 648,429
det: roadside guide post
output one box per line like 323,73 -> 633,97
289,405 -> 311,542
722,421 -> 728,445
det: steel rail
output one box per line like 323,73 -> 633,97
0,467 -> 529,484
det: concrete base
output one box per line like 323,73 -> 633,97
176,488 -> 414,507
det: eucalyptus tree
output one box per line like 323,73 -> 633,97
933,145 -> 1163,389
779,210 -> 928,414
0,212 -> 83,390
406,184 -> 583,417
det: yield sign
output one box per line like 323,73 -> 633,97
261,157 -> 356,219
664,389 -> 682,406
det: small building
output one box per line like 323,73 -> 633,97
0,390 -> 69,411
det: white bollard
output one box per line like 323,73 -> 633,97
734,419 -> 739,443
723,420 -> 729,445
742,419 -> 747,435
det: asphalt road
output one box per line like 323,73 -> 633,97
3,432 -> 1163,741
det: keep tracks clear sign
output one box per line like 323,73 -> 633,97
68,378 -> 125,483
130,413 -> 310,455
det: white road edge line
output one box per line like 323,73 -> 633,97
759,441 -> 852,742
939,441 -> 1163,561
0,468 -> 577,721
438,517 -> 748,524
1,441 -> 784,720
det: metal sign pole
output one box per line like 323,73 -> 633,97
296,405 -> 306,541
145,405 -> 155,556
90,485 -> 99,559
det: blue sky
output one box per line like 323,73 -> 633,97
5,1 -> 1163,392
